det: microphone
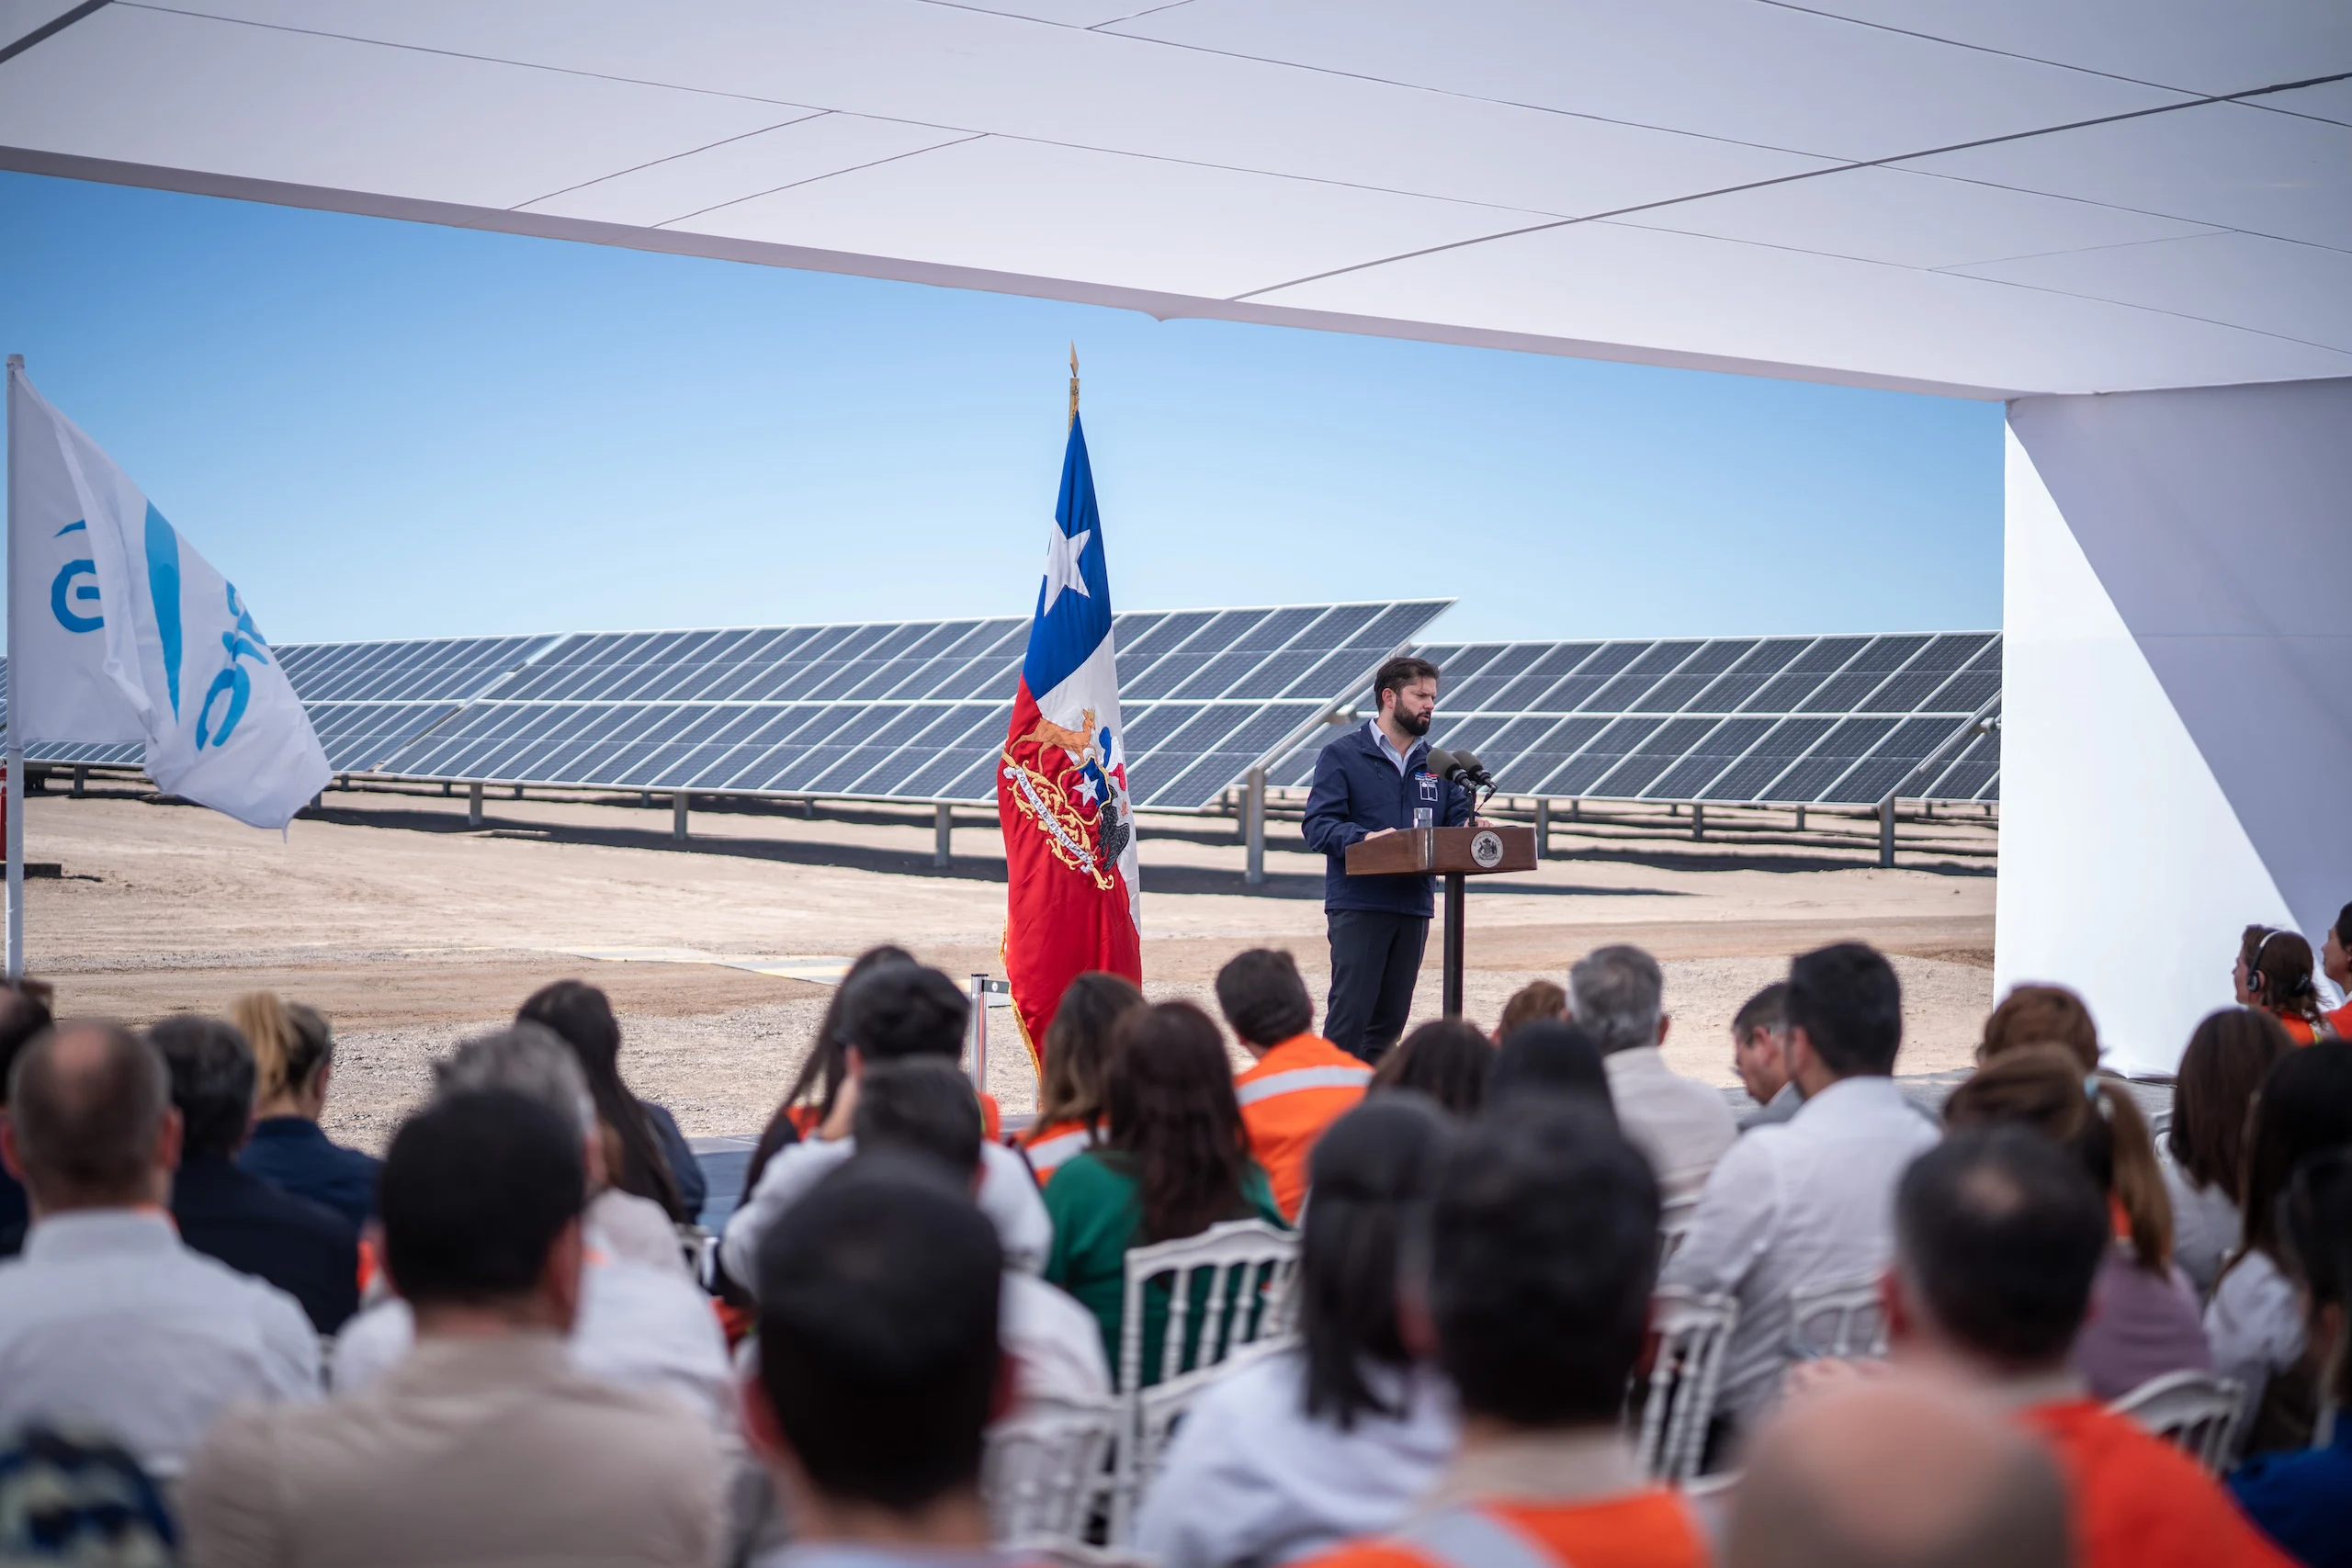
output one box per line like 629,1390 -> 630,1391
1452,749 -> 1497,788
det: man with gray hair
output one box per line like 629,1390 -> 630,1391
1569,944 -> 1736,1206
0,1022 -> 319,1472
330,1024 -> 735,1436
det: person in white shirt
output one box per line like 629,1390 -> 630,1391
723,963 -> 1051,1286
1730,981 -> 1804,1132
0,1021 -> 319,1474
2206,1039 -> 2352,1456
1570,944 -> 1737,1206
1661,942 -> 1939,1431
1138,1095 -> 1459,1568
763,1056 -> 1106,1407
329,1023 -> 735,1433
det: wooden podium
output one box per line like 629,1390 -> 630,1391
1345,825 -> 1539,1018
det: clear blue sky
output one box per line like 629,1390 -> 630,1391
1,171 -> 2003,649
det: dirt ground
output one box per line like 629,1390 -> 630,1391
16,780 -> 1998,1152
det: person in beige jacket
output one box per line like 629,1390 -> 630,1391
181,1089 -> 723,1568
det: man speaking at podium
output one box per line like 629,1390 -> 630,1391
1302,656 -> 1472,1063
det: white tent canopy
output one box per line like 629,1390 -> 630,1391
5,1 -> 2349,1070
2,0 -> 2346,399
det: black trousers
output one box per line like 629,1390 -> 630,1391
1325,909 -> 1430,1064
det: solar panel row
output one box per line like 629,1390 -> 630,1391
2,615 -> 2001,813
1265,632 -> 2001,806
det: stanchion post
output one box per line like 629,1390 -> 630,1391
967,974 -> 989,1092
1243,766 -> 1267,886
6,356 -> 24,978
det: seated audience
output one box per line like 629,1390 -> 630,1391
854,1056 -> 1109,1405
1016,969 -> 1143,1186
1487,1019 -> 1614,1113
1221,949 -> 1372,1220
1045,1000 -> 1283,1385
741,943 -> 913,1201
2324,904 -> 2352,1040
1570,944 -> 1736,1204
0,981 -> 55,1257
1885,1129 -> 2290,1568
1140,1096 -> 1460,1568
1296,1100 -> 1706,1568
1495,978 -> 1567,1042
0,1023 -> 318,1474
1663,942 -> 1939,1429
724,963 -> 1048,1283
520,979 -> 704,1223
1944,1046 -> 2211,1400
183,1090 -> 723,1567
742,1160 -> 1004,1568
2165,1009 -> 2292,1296
232,990 -> 379,1229
1730,980 -> 1801,1130
330,1025 -> 735,1434
1370,1018 -> 1494,1116
1727,1377 -> 2070,1568
2210,1042 -> 2352,1456
2229,1148 -> 2352,1567
1979,982 -> 2103,1071
2238,928 -> 2336,1044
151,1013 -> 360,1334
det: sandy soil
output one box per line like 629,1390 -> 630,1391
16,780 -> 1997,1152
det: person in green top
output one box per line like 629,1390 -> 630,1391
1045,1000 -> 1286,1388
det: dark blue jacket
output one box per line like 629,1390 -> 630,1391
239,1116 -> 381,1232
173,1154 -> 360,1334
1302,723 -> 1472,916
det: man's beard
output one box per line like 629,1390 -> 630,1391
1398,706 -> 1432,738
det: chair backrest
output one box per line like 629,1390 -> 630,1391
1117,1219 -> 1298,1393
1119,1336 -> 1295,1543
1786,1273 -> 1888,1361
1633,1287 -> 1741,1483
983,1396 -> 1122,1546
1658,1196 -> 1700,1267
2109,1371 -> 2245,1473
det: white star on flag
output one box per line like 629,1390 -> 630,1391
1041,524 -> 1092,612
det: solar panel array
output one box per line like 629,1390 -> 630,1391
368,601 -> 1447,809
1267,632 -> 2001,806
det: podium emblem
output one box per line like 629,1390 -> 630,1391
1470,829 -> 1505,869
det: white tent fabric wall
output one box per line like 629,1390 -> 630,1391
1999,378 -> 2352,1075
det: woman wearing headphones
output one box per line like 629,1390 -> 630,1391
2236,926 -> 2338,1043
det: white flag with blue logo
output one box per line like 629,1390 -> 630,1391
8,366 -> 328,829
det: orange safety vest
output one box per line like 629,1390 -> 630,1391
1018,1116 -> 1098,1188
1235,1034 -> 1373,1220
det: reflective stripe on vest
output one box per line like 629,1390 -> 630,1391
1392,1506 -> 1563,1568
1022,1127 -> 1095,1172
1236,1064 -> 1373,1106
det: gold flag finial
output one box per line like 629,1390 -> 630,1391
1069,343 -> 1080,426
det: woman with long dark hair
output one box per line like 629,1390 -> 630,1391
2210,1042 -> 2352,1456
1044,1001 -> 1283,1382
738,944 -> 913,1203
1943,1046 -> 2209,1400
1137,1095 -> 1458,1568
516,979 -> 697,1223
2163,1008 -> 2293,1296
1018,970 -> 1145,1186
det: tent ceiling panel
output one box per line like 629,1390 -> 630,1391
1,2 -> 2343,396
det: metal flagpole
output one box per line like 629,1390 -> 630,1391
5,355 -> 25,979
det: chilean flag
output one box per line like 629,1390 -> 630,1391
997,412 -> 1144,1066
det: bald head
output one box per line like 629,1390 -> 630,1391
1726,1377 -> 2069,1568
1,1022 -> 178,1213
